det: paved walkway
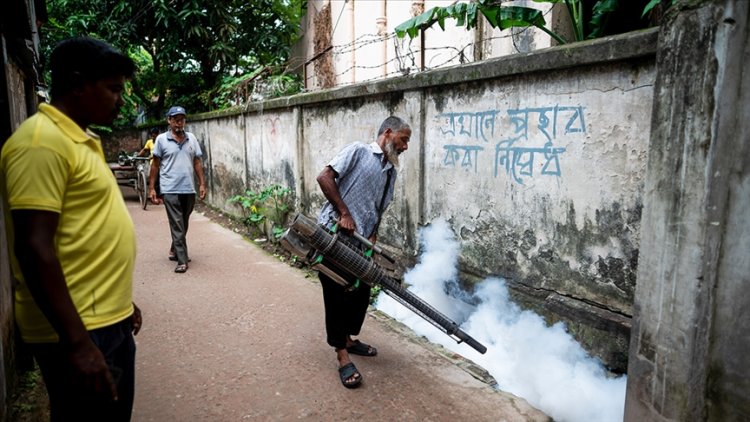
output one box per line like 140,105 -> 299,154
125,191 -> 548,421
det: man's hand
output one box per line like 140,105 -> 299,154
199,184 -> 206,200
131,303 -> 142,335
338,213 -> 356,234
66,338 -> 118,401
148,188 -> 162,205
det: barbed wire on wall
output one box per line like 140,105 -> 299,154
333,32 -> 399,55
298,4 -> 557,89
301,29 -> 527,89
220,25 -> 539,108
230,5 -> 558,102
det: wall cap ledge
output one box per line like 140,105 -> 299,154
191,27 -> 658,122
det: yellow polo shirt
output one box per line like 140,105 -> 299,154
143,138 -> 155,164
1,103 -> 136,343
143,138 -> 154,155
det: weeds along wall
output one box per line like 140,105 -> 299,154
182,28 -> 658,373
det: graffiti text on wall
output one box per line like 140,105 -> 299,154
438,105 -> 585,184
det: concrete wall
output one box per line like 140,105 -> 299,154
625,1 -> 750,420
105,128 -> 144,161
189,110 -> 301,210
168,28 -> 659,373
421,61 -> 653,371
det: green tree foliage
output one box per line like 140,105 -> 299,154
42,0 -> 305,125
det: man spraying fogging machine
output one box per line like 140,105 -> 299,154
302,115 -> 484,389
280,213 -> 488,355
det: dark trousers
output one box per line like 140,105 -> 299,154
163,193 -> 195,265
319,270 -> 372,350
31,318 -> 136,422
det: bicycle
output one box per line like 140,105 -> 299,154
108,152 -> 151,210
133,157 -> 151,210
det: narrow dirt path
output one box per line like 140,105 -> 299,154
126,194 -> 549,421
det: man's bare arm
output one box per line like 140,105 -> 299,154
148,156 -> 161,204
316,166 -> 355,232
12,209 -> 117,399
193,157 -> 206,200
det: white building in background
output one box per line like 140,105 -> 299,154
294,0 -> 567,91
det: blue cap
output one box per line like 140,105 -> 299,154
167,106 -> 186,117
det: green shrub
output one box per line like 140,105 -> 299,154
229,184 -> 292,241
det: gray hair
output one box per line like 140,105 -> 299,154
377,116 -> 410,136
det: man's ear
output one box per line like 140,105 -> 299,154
69,71 -> 88,95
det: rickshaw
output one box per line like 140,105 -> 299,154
108,151 -> 151,209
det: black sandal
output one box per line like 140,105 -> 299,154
338,362 -> 362,388
347,340 -> 377,357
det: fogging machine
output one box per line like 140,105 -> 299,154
280,213 -> 487,354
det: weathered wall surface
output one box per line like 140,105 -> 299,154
625,1 -> 750,420
0,59 -> 29,422
1,2 -> 44,415
2,57 -> 36,422
190,110 -> 301,214
297,91 -> 424,251
105,128 -> 146,161
108,29 -> 659,372
421,61 -> 654,370
423,62 -> 653,312
193,115 -> 247,208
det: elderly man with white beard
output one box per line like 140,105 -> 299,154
315,115 -> 411,389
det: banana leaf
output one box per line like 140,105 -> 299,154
588,0 -> 619,39
395,3 -> 547,39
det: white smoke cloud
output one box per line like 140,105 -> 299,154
375,219 -> 627,422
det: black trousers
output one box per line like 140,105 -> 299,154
31,318 -> 136,422
162,193 -> 195,265
319,269 -> 371,350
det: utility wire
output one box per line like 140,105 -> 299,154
331,0 -> 348,39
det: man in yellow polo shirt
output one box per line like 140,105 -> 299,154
138,127 -> 160,159
139,127 -> 161,198
1,37 -> 142,421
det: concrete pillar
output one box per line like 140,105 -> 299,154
347,0 -> 355,84
625,1 -> 750,421
377,0 -> 387,78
